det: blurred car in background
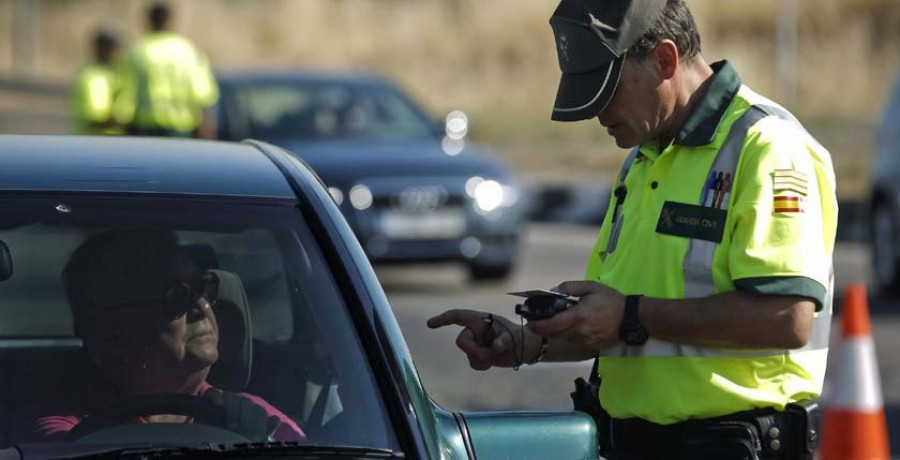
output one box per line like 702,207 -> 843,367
216,71 -> 524,281
868,72 -> 900,293
0,135 -> 595,459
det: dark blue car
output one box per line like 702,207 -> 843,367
216,72 -> 524,281
0,135 -> 595,459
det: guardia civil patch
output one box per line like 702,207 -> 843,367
772,169 -> 808,196
656,201 -> 727,243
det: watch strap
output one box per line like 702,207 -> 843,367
620,294 -> 648,345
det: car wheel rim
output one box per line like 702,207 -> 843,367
873,206 -> 897,286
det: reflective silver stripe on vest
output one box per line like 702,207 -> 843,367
618,147 -> 641,185
683,105 -> 773,298
597,104 -> 832,358
604,148 -> 641,255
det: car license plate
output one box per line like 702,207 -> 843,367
380,208 -> 466,239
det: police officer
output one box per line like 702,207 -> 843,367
71,27 -> 122,135
114,2 -> 219,138
427,0 -> 836,458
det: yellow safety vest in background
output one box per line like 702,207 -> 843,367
114,31 -> 219,134
585,61 -> 837,425
71,62 -> 122,135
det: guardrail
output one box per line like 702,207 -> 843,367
0,75 -> 67,98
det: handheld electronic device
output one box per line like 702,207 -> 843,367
508,289 -> 578,321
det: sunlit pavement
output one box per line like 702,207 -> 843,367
381,223 -> 900,453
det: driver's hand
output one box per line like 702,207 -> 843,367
427,309 -> 542,370
203,389 -> 279,442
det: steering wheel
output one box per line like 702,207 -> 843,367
66,393 -> 252,443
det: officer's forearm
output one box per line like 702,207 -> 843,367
639,292 -> 815,349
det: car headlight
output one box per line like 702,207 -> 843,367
465,177 -> 511,213
327,187 -> 344,206
349,184 -> 373,210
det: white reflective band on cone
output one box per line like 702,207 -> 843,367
828,337 -> 884,411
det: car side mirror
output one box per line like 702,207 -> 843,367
460,411 -> 597,459
0,239 -> 12,282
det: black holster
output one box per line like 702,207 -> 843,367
678,400 -> 820,459
570,358 -> 612,452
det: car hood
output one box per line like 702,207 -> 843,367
278,139 -> 512,187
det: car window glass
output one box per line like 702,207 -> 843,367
0,224 -> 76,336
0,196 -> 399,451
227,81 -> 434,142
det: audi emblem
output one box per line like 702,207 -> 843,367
392,186 -> 448,214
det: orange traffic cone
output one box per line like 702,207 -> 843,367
821,283 -> 890,459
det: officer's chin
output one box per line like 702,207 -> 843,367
613,136 -> 639,149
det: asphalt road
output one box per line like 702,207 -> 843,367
378,223 -> 900,452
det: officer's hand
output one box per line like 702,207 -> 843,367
427,309 -> 539,370
528,280 -> 625,351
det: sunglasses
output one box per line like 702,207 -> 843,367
104,271 -> 220,319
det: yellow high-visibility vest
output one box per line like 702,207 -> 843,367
114,31 -> 219,133
72,62 -> 122,135
585,61 -> 836,424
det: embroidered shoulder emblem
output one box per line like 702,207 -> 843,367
772,169 -> 808,196
772,169 -> 808,213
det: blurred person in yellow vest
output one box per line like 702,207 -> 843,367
71,27 -> 122,135
114,2 -> 219,138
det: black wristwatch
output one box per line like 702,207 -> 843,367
619,295 -> 649,345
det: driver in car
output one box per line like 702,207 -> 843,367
24,229 -> 305,442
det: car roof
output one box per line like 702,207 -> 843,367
0,135 -> 296,198
216,69 -> 390,88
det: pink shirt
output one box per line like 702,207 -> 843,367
31,381 -> 304,442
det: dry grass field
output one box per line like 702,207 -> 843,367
1,0 -> 898,195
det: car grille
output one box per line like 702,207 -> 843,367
373,186 -> 465,214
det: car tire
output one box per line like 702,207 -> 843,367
870,202 -> 900,294
468,262 -> 514,282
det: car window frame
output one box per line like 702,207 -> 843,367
249,142 -> 430,457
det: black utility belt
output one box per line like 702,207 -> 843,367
610,400 -> 820,460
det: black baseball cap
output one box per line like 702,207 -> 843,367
550,0 -> 667,121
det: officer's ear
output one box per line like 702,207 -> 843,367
652,39 -> 679,81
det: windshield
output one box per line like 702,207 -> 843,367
0,195 -> 398,451
221,80 -> 436,143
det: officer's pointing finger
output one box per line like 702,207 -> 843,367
427,309 -> 482,329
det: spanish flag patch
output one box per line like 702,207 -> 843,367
772,169 -> 808,196
773,195 -> 804,213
